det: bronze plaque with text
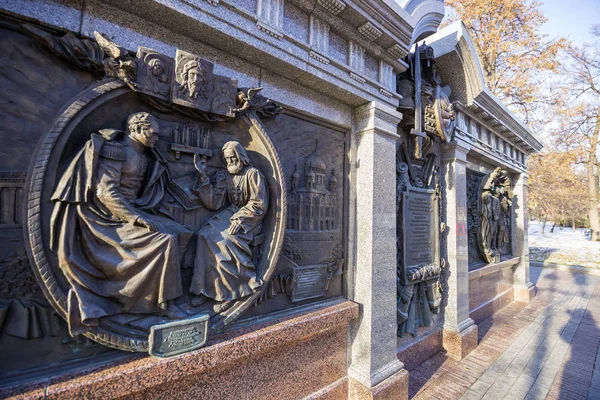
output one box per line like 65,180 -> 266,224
400,187 -> 440,285
149,314 -> 210,357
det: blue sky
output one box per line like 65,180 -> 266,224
537,0 -> 599,46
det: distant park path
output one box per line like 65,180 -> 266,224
409,266 -> 600,399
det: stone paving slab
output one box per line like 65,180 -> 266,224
408,267 -> 600,400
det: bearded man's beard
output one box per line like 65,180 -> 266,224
227,161 -> 243,175
188,82 -> 207,99
189,82 -> 198,98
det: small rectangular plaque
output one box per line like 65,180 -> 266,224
149,314 -> 209,357
401,187 -> 440,285
291,264 -> 328,302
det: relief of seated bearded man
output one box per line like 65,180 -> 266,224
50,112 -> 191,336
190,141 -> 269,311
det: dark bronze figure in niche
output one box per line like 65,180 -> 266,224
467,171 -> 485,264
190,142 -> 269,310
50,112 -> 191,336
478,167 -> 512,264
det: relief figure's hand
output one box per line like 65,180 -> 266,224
194,154 -> 207,177
134,216 -> 163,232
228,219 -> 242,235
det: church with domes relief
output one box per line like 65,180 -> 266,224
288,149 -> 338,232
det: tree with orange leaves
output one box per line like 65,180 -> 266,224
444,0 -> 566,123
554,28 -> 600,241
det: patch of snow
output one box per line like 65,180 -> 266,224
528,221 -> 600,268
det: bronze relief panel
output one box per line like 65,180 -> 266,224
0,19 -> 347,379
28,82 -> 286,352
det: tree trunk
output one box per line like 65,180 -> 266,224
588,112 -> 600,241
542,216 -> 547,234
572,216 -> 576,231
550,223 -> 556,233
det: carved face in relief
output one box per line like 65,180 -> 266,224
148,58 -> 168,83
222,141 -> 252,176
219,83 -> 229,96
182,61 -> 208,99
224,148 -> 242,175
129,118 -> 160,148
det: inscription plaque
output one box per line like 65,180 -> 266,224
291,264 -> 328,302
400,187 -> 440,285
149,314 -> 210,357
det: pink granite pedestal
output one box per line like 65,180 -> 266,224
348,368 -> 409,400
514,283 -> 537,303
2,301 -> 359,400
442,324 -> 478,361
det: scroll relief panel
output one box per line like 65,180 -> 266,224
20,28 -> 300,356
395,44 -> 454,337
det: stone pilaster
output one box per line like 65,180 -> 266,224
512,172 -> 536,303
347,102 -> 407,398
441,141 -> 478,360
349,41 -> 366,83
309,15 -> 331,64
256,0 -> 284,38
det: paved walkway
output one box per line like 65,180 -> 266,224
409,266 -> 600,400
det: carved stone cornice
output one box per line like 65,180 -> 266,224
358,22 -> 383,41
379,88 -> 393,98
316,0 -> 347,15
387,43 -> 407,60
256,0 -> 285,39
4,0 -> 412,112
309,15 -> 330,56
350,72 -> 366,84
289,0 -> 410,71
309,50 -> 330,64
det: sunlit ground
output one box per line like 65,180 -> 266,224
529,221 -> 600,268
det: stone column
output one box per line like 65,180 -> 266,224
440,141 -> 478,360
512,172 -> 536,302
347,102 -> 408,399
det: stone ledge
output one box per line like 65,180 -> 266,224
305,377 -> 348,399
2,300 -> 359,400
468,256 -> 520,280
470,287 -> 515,324
397,327 -> 442,371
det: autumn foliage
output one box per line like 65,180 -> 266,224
445,0 -> 600,240
444,0 -> 566,123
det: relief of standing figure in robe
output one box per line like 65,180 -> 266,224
478,167 -> 512,264
190,142 -> 269,312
